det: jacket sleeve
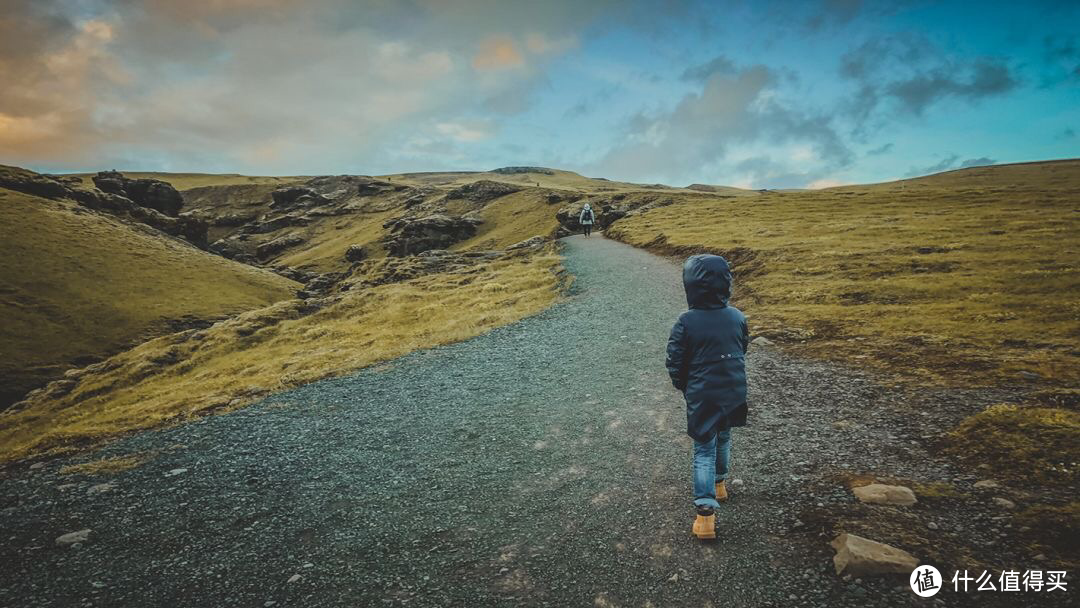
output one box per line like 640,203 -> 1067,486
740,316 -> 749,354
666,318 -> 690,391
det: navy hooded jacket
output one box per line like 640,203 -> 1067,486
666,254 -> 749,441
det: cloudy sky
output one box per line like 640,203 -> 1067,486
1,0 -> 1078,188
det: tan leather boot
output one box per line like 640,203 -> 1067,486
692,508 -> 716,540
715,481 -> 728,502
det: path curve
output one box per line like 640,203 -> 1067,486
0,236 -> 1009,607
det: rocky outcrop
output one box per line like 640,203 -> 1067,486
92,170 -> 184,216
255,234 -> 305,260
830,533 -> 918,577
382,214 -> 482,257
270,186 -> 327,210
507,236 -> 547,251
0,166 -> 70,199
445,180 -> 522,203
0,166 -> 207,248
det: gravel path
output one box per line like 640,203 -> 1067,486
0,235 -> 1055,607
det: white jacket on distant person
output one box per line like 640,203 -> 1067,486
579,204 -> 595,225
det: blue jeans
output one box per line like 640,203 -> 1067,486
693,429 -> 732,508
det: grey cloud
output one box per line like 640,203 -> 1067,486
959,157 -> 996,169
588,62 -> 853,188
1042,34 -> 1080,86
905,154 -> 959,177
0,0 -> 631,171
904,155 -> 994,177
804,0 -> 863,31
866,142 -> 893,155
681,56 -> 735,82
840,35 -> 1018,130
887,61 -> 1016,115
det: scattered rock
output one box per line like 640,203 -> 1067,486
751,336 -> 774,346
87,483 -> 116,495
973,479 -> 1000,489
287,574 -> 301,584
830,533 -> 918,577
927,521 -> 939,530
344,244 -> 367,263
852,484 -> 917,507
56,529 -> 92,546
992,497 -> 1016,510
1034,554 -> 1047,561
29,462 -> 44,470
1019,371 -> 1041,381
729,478 -> 744,487
164,468 -> 188,477
507,236 -> 547,251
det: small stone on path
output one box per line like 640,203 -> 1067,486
751,336 -> 773,346
287,574 -> 301,584
992,497 -> 1016,509
973,479 -> 1000,489
56,529 -> 92,546
87,483 -> 116,495
164,468 -> 188,477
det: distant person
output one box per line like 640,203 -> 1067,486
579,203 -> 595,237
666,254 -> 749,540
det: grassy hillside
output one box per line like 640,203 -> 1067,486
0,249 -> 563,463
384,167 -> 681,193
607,159 -> 1080,388
67,172 -> 300,190
0,187 -> 299,406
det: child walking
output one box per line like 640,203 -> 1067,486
665,254 -> 749,540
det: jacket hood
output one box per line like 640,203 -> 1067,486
682,254 -> 732,309
582,203 -> 592,209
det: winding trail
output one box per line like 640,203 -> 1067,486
1,236 -> 1016,607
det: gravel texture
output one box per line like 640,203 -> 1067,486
0,235 -> 1065,607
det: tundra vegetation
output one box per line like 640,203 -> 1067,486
0,160 -> 1076,564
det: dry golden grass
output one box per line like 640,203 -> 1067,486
452,190 -> 562,251
0,249 -> 563,463
607,159 -> 1080,388
0,188 -> 299,406
277,209 -> 397,270
945,404 -> 1079,487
